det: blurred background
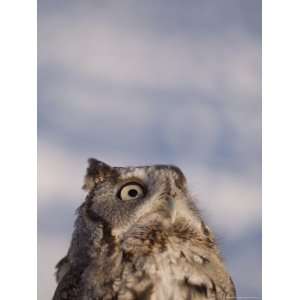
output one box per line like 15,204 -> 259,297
38,1 -> 261,299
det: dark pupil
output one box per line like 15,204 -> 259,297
128,189 -> 138,197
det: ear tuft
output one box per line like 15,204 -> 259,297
82,158 -> 113,191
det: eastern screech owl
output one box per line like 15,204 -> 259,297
52,159 -> 236,300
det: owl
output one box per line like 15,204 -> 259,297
53,159 -> 236,300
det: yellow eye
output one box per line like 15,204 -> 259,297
119,183 -> 145,201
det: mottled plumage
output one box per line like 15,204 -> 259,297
53,159 -> 236,300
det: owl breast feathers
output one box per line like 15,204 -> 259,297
53,159 -> 236,300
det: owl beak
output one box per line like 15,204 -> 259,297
166,196 -> 177,223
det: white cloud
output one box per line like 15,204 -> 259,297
38,140 -> 86,204
38,89 -> 260,182
38,6 -> 261,183
39,12 -> 259,98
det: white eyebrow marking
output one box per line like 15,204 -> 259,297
120,168 -> 147,180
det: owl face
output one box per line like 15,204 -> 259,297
82,158 -> 187,231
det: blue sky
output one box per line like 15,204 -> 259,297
38,1 -> 261,299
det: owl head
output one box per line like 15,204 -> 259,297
81,158 -> 201,237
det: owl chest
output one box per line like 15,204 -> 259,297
84,239 -> 209,300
